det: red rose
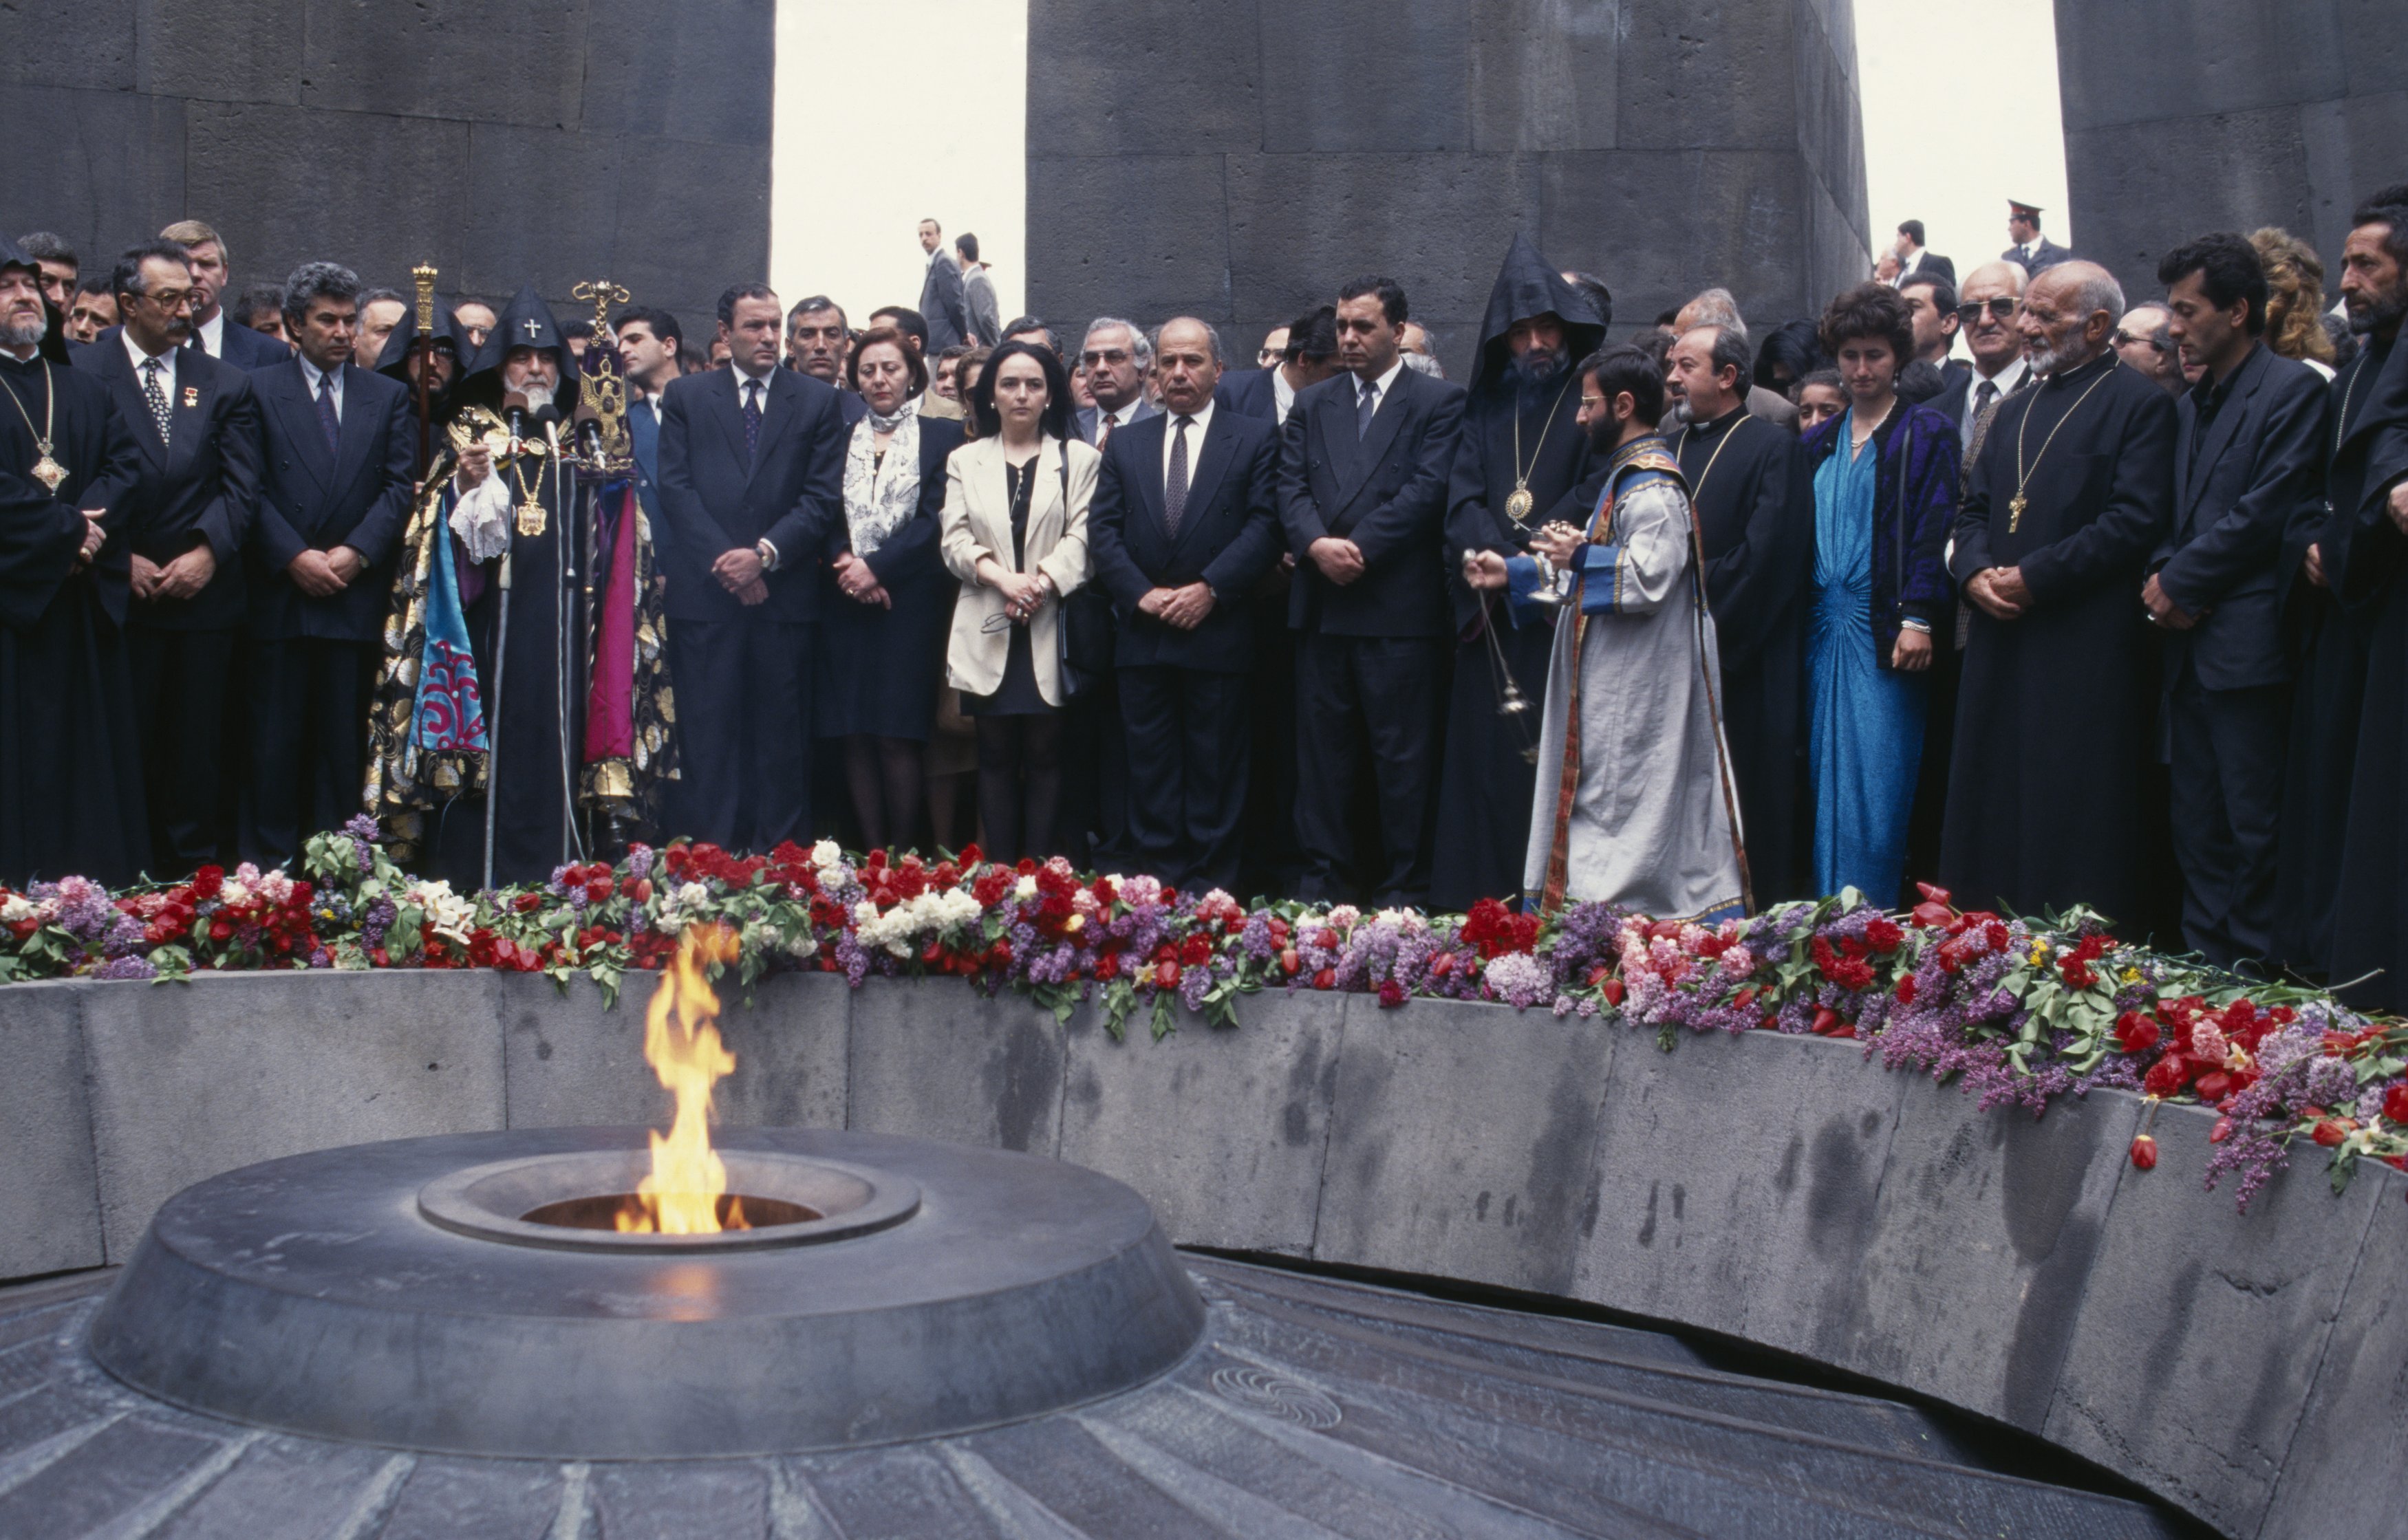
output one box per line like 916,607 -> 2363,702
2142,1055 -> 2191,1097
2114,1012 -> 2160,1054
513,892 -> 541,913
1377,980 -> 1406,1008
1864,916 -> 1904,953
1181,933 -> 1211,966
1312,968 -> 1335,991
2312,1118 -> 2354,1148
2129,1134 -> 2158,1170
585,877 -> 613,904
191,865 -> 224,900
1156,960 -> 1181,990
1895,975 -> 1917,1006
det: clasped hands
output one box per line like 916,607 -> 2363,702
1965,565 -> 2032,621
1137,582 -> 1215,630
711,545 -> 769,607
2140,570 -> 2204,631
976,557 -> 1053,624
831,552 -> 890,609
285,545 -> 365,599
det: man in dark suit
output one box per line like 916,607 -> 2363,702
243,261 -> 413,865
1278,275 -> 1466,904
1898,270 -> 1969,392
1891,221 -> 1954,287
2143,234 -> 2328,967
1217,307 -> 1341,425
75,240 -> 263,871
656,283 -> 847,852
614,305 -> 682,525
1088,318 -> 1284,893
1074,318 -> 1161,446
914,219 -> 971,354
158,221 -> 290,371
2002,201 -> 2073,275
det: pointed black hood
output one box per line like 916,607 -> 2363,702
460,283 -> 579,410
1468,232 -> 1604,396
375,294 -> 480,381
0,233 -> 72,364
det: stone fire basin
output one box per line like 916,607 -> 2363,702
86,1128 -> 1206,1460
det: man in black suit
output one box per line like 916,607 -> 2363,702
914,219 -> 971,355
1075,318 -> 1160,446
1898,270 -> 1968,392
1088,318 -> 1284,893
244,261 -> 413,865
1217,307 -> 1341,425
2002,202 -> 2073,275
158,221 -> 290,371
2143,234 -> 2328,967
75,240 -> 263,871
1279,275 -> 1466,904
1891,220 -> 1954,287
656,282 -> 847,852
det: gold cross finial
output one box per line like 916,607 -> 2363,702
572,279 -> 632,336
410,263 -> 438,336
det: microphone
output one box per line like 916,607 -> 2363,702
572,403 -> 604,462
502,390 -> 531,454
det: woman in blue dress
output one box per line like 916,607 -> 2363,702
1800,283 -> 1960,902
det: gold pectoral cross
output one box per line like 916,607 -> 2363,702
2008,494 -> 2027,534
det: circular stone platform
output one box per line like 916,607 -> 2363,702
87,1128 -> 1206,1459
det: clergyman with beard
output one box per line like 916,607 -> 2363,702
1663,318 -> 1814,902
1430,235 -> 1602,911
0,234 -> 148,885
1939,261 -> 2176,922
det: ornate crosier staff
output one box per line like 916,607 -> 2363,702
409,263 -> 438,479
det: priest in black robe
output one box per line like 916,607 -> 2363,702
1664,321 -> 1813,902
1429,235 -> 1602,911
1941,262 -> 2175,924
2277,199 -> 2407,978
2322,197 -> 2408,1012
0,237 -> 147,885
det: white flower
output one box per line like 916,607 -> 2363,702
812,839 -> 843,869
257,870 -> 295,905
219,881 -> 252,908
405,879 -> 476,944
677,881 -> 709,907
1015,875 -> 1038,902
0,894 -> 35,924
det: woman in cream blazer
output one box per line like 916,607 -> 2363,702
940,340 -> 1099,858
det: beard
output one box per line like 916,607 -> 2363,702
2025,332 -> 2096,377
1507,344 -> 1566,391
2347,281 -> 2408,336
0,312 -> 43,350
518,380 -> 557,412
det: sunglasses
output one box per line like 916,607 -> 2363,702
1955,297 -> 2021,323
2111,329 -> 2172,353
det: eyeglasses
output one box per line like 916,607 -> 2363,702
2111,329 -> 2172,353
1955,297 -> 2020,323
1079,349 -> 1130,367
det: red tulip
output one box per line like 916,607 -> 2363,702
2129,1134 -> 2158,1170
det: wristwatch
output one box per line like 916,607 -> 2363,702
755,538 -> 778,572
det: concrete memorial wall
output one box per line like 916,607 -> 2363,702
2055,0 -> 2407,306
0,971 -> 2400,1539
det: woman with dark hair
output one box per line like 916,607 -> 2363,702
1754,318 -> 1826,398
1800,283 -> 1959,900
817,325 -> 965,852
940,340 -> 1098,860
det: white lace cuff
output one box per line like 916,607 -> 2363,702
449,470 -> 512,563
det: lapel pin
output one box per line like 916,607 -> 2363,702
182,386 -> 199,409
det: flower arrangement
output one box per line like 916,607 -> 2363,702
3,832 -> 2402,1215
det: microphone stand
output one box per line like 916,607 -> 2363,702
547,417 -> 585,866
482,544 -> 511,894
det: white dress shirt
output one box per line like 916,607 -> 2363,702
1959,354 -> 2028,445
192,310 -> 226,358
299,353 -> 343,420
1161,398 -> 1213,501
1094,400 -> 1143,440
124,329 -> 178,398
1272,365 -> 1296,422
1354,358 -> 1405,418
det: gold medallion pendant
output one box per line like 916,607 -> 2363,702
1505,484 -> 1535,523
30,453 -> 65,492
516,499 -> 548,537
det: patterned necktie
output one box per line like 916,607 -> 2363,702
1095,414 -> 1112,451
1164,415 -> 1192,537
315,372 -> 341,452
1357,378 -> 1377,438
141,357 -> 172,446
742,380 -> 763,464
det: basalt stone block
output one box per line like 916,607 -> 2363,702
2043,1098 -> 2383,1537
0,983 -> 103,1280
1058,988 -> 1345,1255
1468,0 -> 1622,153
2301,90 -> 2408,261
80,971 -> 505,1261
1258,0 -> 1472,154
605,133 -> 771,324
1613,0 -> 1797,151
1313,997 -> 1612,1297
716,971 -> 852,1131
1792,0 -> 1867,230
459,122 -> 625,300
183,101 -> 470,298
1572,1029 -> 1905,1360
134,0 -> 304,106
2063,109 -> 2314,302
1024,155 -> 1234,328
1537,149 -> 1810,339
2055,0 -> 2347,131
1842,1078 -> 2140,1428
846,979 -> 1066,1155
2257,1160 -> 2408,1539
0,87 -> 186,259
300,0 -> 592,129
0,0 -> 135,91
1026,0 -> 1261,158
580,0 -> 773,145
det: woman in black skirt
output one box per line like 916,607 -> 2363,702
818,325 -> 965,850
940,340 -> 1099,862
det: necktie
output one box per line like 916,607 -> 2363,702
314,373 -> 341,452
1973,379 -> 1997,422
141,357 -> 172,446
1095,414 -> 1112,451
742,380 -> 763,464
1164,415 -> 1192,537
1357,378 -> 1377,438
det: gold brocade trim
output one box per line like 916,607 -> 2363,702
361,442 -> 486,862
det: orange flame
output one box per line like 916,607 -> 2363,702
616,924 -> 749,1233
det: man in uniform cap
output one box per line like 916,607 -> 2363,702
2003,202 -> 2073,275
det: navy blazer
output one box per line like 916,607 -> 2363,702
824,411 -> 965,595
1088,408 -> 1284,672
2152,344 -> 2328,691
1276,364 -> 1467,638
246,357 -> 415,642
656,365 -> 847,625
74,341 -> 261,632
1214,367 -> 1276,423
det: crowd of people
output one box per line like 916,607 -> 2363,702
3,193 -> 2406,1011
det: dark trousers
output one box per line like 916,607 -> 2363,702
128,625 -> 235,874
2168,671 -> 2288,968
244,636 -> 376,866
1293,632 -> 1445,906
668,617 -> 814,852
1119,663 -> 1249,895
